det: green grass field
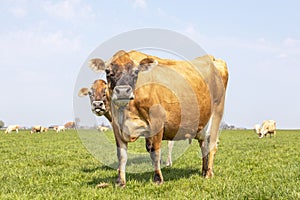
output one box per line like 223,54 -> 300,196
0,129 -> 299,199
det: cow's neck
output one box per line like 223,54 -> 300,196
104,111 -> 112,122
112,104 -> 126,132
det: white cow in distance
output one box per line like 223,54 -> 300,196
260,120 -> 276,138
254,120 -> 276,138
53,125 -> 65,133
5,125 -> 20,133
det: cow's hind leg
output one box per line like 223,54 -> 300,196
199,138 -> 209,177
203,101 -> 224,178
166,141 -> 174,167
146,133 -> 164,185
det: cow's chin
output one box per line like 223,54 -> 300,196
93,109 -> 106,116
112,99 -> 131,107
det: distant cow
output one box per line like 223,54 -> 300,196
97,126 -> 109,132
87,50 -> 228,186
31,125 -> 48,133
64,121 -> 75,129
260,120 -> 276,138
5,125 -> 20,133
53,126 -> 65,133
254,120 -> 276,138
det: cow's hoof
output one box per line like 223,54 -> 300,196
153,173 -> 164,185
116,179 -> 126,188
204,170 -> 214,179
202,169 -> 214,178
116,182 -> 126,188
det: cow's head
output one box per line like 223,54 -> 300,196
78,79 -> 110,116
88,51 -> 157,107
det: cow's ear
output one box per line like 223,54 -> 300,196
78,88 -> 90,97
138,58 -> 158,71
89,58 -> 106,73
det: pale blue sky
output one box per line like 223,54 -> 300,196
1,0 -> 300,128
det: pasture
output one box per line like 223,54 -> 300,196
0,129 -> 299,199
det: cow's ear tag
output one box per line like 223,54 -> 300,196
89,58 -> 106,72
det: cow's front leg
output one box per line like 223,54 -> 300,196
151,148 -> 163,184
146,135 -> 163,185
116,143 -> 128,187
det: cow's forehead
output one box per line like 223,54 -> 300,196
110,53 -> 134,70
92,80 -> 107,90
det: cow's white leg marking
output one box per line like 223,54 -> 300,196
116,145 -> 127,187
150,148 -> 163,184
166,141 -> 174,167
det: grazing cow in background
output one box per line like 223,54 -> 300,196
53,126 -> 65,133
88,50 -> 228,186
97,126 -> 109,132
31,125 -> 48,133
253,120 -> 276,138
5,125 -> 20,133
64,121 -> 76,129
260,120 -> 276,138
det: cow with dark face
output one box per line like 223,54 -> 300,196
87,50 -> 228,187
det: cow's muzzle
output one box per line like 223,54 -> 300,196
92,101 -> 106,115
112,85 -> 134,106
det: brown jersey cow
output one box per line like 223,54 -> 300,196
87,50 -> 228,187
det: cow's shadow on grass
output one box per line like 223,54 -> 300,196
83,164 -> 200,187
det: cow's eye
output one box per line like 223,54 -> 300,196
105,69 -> 111,76
134,69 -> 139,75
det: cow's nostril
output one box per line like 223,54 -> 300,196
126,88 -> 131,93
115,88 -> 120,94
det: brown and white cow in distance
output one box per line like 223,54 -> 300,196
88,50 -> 228,187
31,125 -> 48,133
5,125 -> 20,133
53,125 -> 65,133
